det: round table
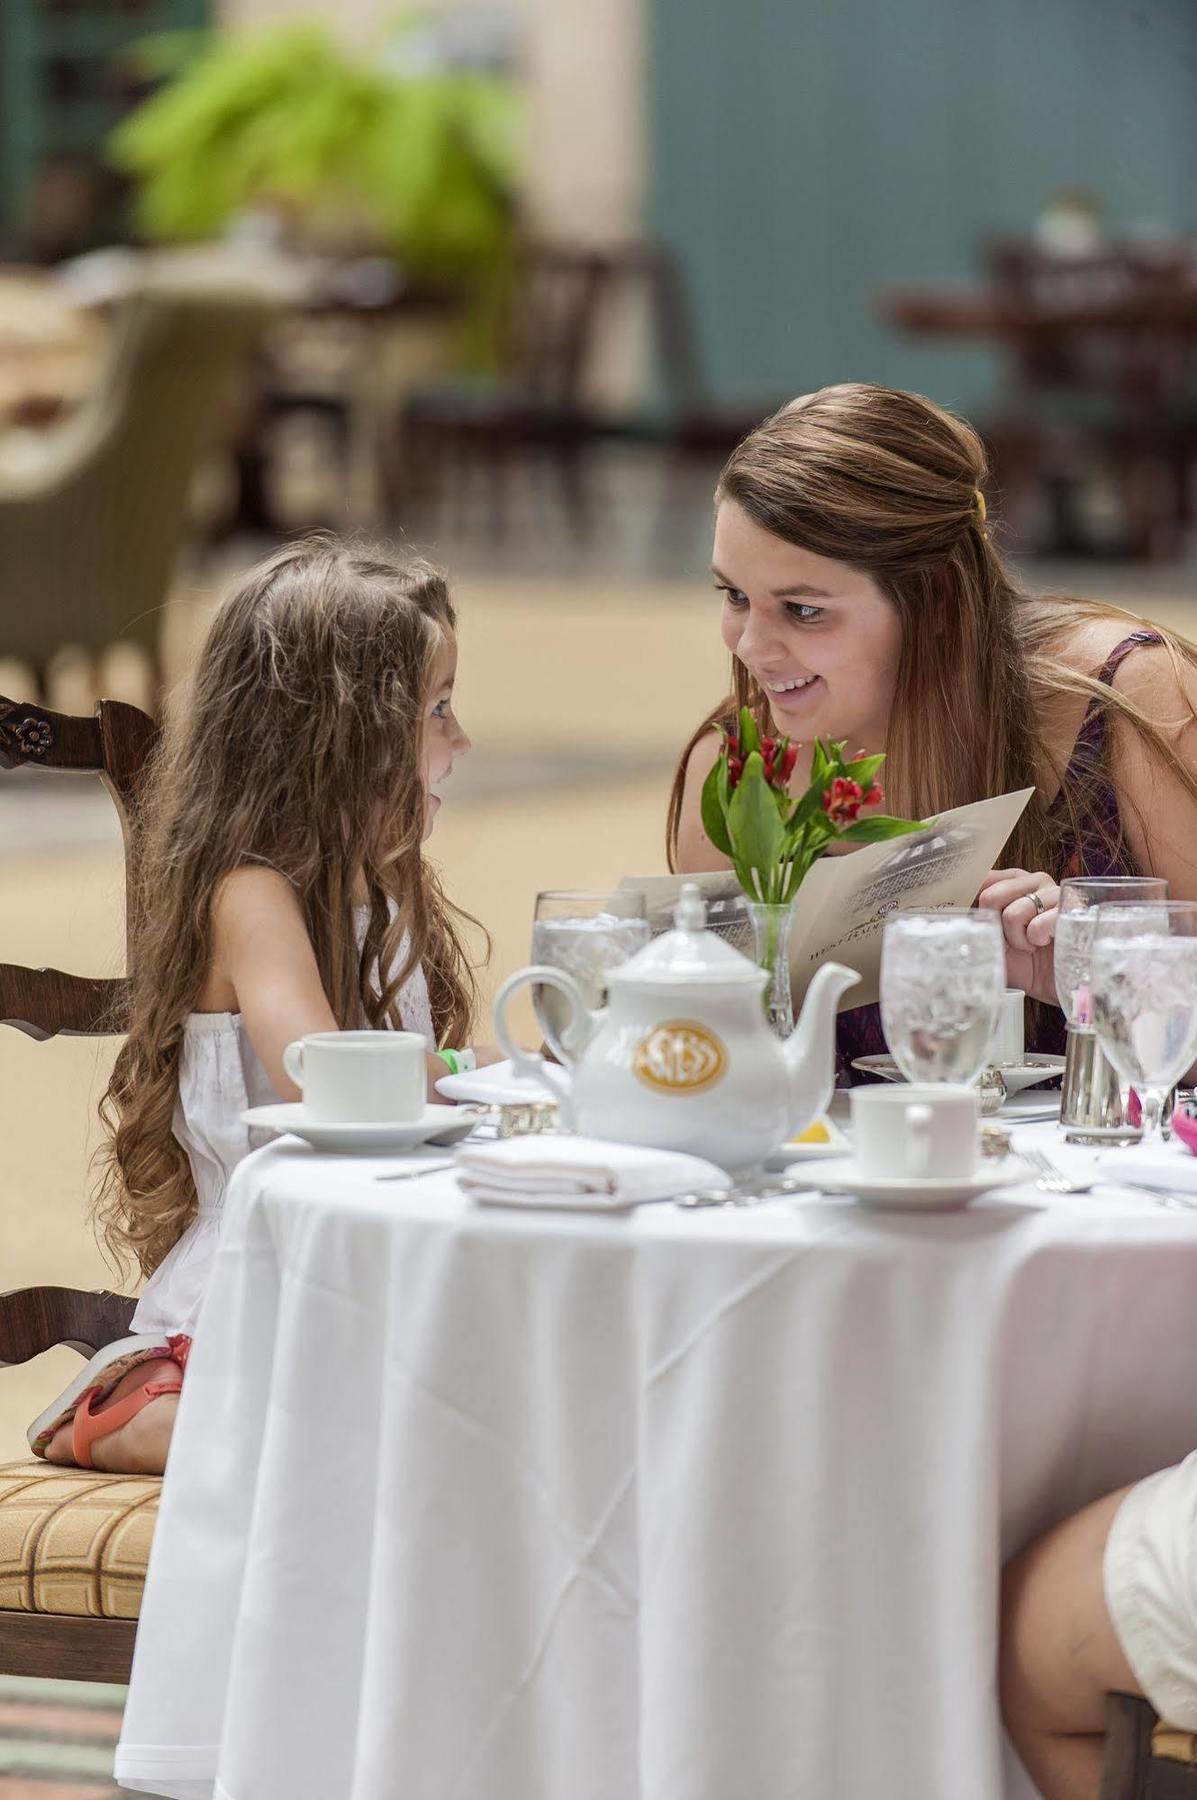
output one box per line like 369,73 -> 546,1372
115,1127 -> 1197,1800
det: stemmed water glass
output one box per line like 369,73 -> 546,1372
1054,877 -> 1169,1025
879,908 -> 1005,1086
1088,900 -> 1197,1153
530,890 -> 649,1059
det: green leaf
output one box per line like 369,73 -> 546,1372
837,815 -> 927,844
727,752 -> 785,877
700,755 -> 733,857
843,752 -> 886,789
738,706 -> 760,756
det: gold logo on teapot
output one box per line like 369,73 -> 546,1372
633,1020 -> 728,1095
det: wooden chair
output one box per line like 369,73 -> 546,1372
981,240 -> 1197,558
1103,1694 -> 1197,1797
393,240 -> 624,538
0,692 -> 158,1683
0,269 -> 279,702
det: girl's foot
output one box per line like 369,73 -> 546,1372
42,1357 -> 180,1475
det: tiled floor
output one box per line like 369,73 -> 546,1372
0,1677 -> 124,1797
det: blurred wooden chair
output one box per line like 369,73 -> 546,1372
1103,1693 -> 1197,1797
0,271 -> 280,705
0,692 -> 158,1683
394,241 -> 622,538
393,239 -> 773,539
982,240 -> 1197,558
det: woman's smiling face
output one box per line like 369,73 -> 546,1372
712,499 -> 904,750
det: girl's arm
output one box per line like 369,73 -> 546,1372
210,867 -> 452,1100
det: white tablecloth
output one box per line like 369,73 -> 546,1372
115,1127 -> 1197,1800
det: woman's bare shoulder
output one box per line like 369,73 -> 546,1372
1051,611 -> 1141,680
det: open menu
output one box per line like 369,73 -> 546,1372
619,788 -> 1034,1012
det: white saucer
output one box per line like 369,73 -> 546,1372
435,1057 -> 568,1107
241,1102 -> 484,1155
809,1154 -> 1025,1210
851,1054 -> 1064,1097
763,1116 -> 850,1170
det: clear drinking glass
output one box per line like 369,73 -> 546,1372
530,890 -> 650,1058
1089,900 -> 1197,1152
880,908 -> 1005,1086
1054,877 -> 1169,1024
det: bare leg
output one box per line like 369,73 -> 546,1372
1001,1485 -> 1143,1800
42,1358 -> 180,1476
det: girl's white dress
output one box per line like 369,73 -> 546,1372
28,931 -> 434,1452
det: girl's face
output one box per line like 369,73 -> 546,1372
422,637 -> 470,838
712,499 -> 904,751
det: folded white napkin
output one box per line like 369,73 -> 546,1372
1097,1146 -> 1197,1195
456,1135 -> 728,1210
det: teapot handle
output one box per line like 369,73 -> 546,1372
492,965 -> 594,1121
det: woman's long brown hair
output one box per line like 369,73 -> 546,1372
667,382 -> 1197,877
97,537 -> 480,1279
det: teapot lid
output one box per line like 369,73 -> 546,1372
609,883 -> 766,988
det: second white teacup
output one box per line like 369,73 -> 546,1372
282,1030 -> 426,1124
850,1083 -> 979,1181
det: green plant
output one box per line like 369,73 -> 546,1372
108,19 -> 519,276
701,709 -> 925,905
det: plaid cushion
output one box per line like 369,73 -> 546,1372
0,1459 -> 158,1620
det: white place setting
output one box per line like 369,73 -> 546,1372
114,882 -> 1197,1800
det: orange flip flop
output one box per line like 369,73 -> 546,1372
71,1371 -> 183,1469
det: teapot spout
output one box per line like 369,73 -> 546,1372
783,961 -> 861,1131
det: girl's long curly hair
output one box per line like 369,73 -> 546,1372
96,537 -> 480,1280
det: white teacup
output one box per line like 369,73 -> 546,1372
281,1031 -> 426,1124
987,988 -> 1026,1066
850,1084 -> 979,1181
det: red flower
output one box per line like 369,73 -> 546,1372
728,755 -> 744,789
863,783 -> 883,808
822,776 -> 864,824
780,743 -> 798,784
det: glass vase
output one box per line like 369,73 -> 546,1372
749,901 -> 795,1039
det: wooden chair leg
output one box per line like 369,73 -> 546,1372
1102,1692 -> 1157,1800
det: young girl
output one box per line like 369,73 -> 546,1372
29,537 -> 487,1475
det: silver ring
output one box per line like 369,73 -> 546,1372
1028,890 -> 1047,917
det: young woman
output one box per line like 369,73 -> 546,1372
29,537 -> 493,1475
669,382 -> 1197,1062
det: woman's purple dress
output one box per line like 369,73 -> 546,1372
835,629 -> 1159,1083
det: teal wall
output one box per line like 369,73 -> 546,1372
649,0 -> 1197,413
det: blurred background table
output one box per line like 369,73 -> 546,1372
880,242 -> 1197,560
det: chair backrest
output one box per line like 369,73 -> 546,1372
0,694 -> 158,1040
983,239 -> 1194,402
0,272 -> 279,667
503,243 -> 622,403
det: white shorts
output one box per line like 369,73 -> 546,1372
1104,1449 -> 1197,1729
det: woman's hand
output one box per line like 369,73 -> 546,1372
976,868 -> 1060,1004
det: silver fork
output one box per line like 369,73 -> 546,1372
1020,1147 -> 1094,1195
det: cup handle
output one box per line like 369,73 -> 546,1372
282,1040 -> 305,1091
493,966 -> 590,1124
905,1102 -> 933,1177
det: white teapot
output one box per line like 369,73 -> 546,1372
493,883 -> 860,1169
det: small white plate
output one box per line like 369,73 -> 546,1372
809,1154 -> 1026,1210
435,1057 -> 568,1107
851,1054 -> 1064,1096
241,1102 -> 484,1155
